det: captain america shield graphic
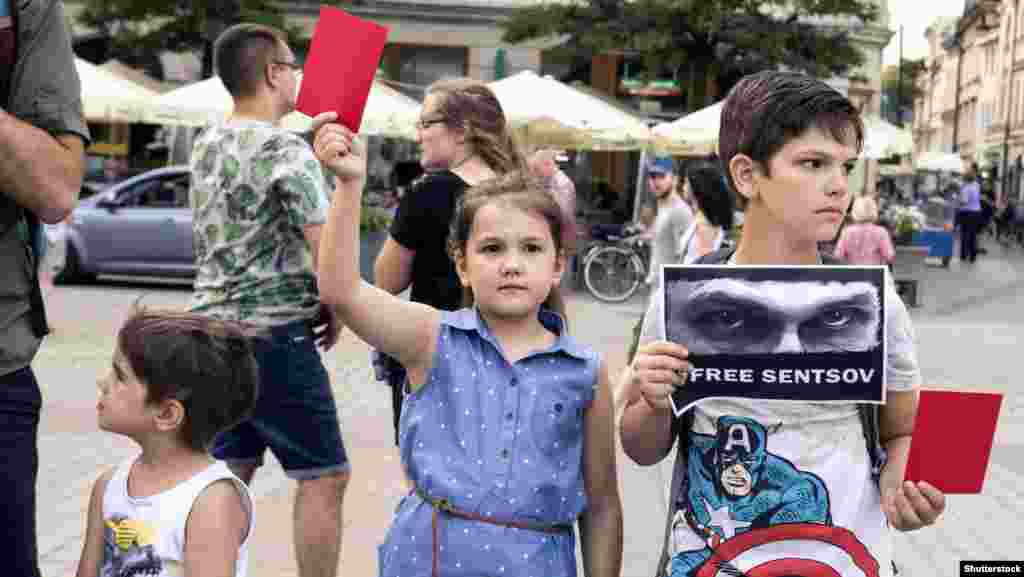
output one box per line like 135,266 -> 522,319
695,524 -> 880,577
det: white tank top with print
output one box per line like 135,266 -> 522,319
101,457 -> 254,577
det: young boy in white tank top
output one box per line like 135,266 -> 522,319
75,310 -> 260,577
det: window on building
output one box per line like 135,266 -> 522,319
1018,79 -> 1024,125
1015,82 -> 1020,126
391,44 -> 468,88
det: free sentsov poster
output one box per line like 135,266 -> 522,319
661,264 -> 887,417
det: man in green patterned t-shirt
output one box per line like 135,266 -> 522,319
189,23 -> 349,577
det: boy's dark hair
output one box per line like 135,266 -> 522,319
685,163 -> 735,231
718,70 -> 864,196
214,23 -> 288,98
117,309 -> 261,452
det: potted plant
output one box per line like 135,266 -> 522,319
360,206 -> 392,281
882,204 -> 927,245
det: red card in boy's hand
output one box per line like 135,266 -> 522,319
295,6 -> 389,132
904,389 -> 1003,494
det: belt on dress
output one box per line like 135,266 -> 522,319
413,485 -> 573,577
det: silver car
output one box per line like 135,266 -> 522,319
59,166 -> 194,283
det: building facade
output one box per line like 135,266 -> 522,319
985,0 -> 1024,200
285,0 -> 554,92
911,1 -> 1024,202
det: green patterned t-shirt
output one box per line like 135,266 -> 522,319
189,120 -> 328,325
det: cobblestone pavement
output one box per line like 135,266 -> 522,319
34,240 -> 1024,576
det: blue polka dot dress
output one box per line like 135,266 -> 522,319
377,307 -> 600,577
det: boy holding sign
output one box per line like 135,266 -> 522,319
619,71 -> 945,577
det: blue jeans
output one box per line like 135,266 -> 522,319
0,366 -> 42,577
212,319 -> 350,479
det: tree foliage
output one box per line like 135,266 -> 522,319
880,58 -> 926,124
882,58 -> 926,102
76,0 -> 349,77
502,0 -> 881,112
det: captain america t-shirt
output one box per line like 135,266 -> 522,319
669,401 -> 890,577
642,270 -> 921,577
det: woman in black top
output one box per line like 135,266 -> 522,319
372,78 -> 525,444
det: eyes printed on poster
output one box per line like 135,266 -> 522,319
665,278 -> 881,355
661,265 -> 888,417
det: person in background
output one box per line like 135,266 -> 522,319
188,23 -> 348,577
101,156 -> 129,184
958,162 -> 983,263
834,195 -> 895,266
623,157 -> 693,366
645,156 -> 694,288
677,163 -> 735,263
528,148 -> 578,249
0,2 -> 89,575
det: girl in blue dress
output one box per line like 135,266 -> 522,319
312,115 -> 623,577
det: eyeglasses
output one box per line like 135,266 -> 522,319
273,60 -> 302,71
415,117 -> 447,131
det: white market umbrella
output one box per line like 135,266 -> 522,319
651,101 -> 721,156
147,74 -> 420,139
75,58 -> 161,123
653,104 -> 917,159
487,70 -> 653,150
281,76 -> 420,139
862,114 -> 914,159
146,76 -> 229,127
914,151 -> 965,173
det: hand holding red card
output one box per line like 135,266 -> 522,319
296,7 -> 389,132
904,389 -> 1003,494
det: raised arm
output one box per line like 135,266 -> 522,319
313,114 -> 440,374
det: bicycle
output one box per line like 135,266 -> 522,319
580,225 -> 650,303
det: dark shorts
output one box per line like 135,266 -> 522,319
211,319 -> 350,480
0,366 -> 43,577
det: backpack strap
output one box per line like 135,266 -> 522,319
859,403 -> 885,481
18,206 -> 49,338
691,246 -> 737,265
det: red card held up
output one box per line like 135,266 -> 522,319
295,6 -> 389,132
904,389 -> 1003,494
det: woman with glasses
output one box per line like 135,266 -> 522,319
371,78 -> 526,445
